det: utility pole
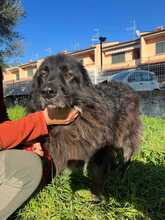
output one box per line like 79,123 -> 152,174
99,36 -> 106,73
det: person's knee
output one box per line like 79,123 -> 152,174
0,150 -> 43,220
4,150 -> 43,190
25,152 -> 43,188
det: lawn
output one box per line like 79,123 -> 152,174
8,106 -> 165,220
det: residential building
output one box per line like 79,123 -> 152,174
3,27 -> 165,86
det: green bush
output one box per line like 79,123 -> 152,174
7,105 -> 27,120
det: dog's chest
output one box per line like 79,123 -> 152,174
49,114 -> 111,160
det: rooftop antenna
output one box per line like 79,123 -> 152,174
126,20 -> 138,39
45,48 -> 52,56
34,53 -> 39,60
91,28 -> 100,45
72,41 -> 80,51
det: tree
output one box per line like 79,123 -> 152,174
0,66 -> 8,122
0,0 -> 25,64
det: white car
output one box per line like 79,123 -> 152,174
109,70 -> 160,91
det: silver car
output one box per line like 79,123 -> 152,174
109,70 -> 160,91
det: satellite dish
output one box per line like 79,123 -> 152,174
136,30 -> 141,37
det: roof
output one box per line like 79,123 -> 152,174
141,29 -> 165,39
103,39 -> 140,51
70,46 -> 95,55
5,59 -> 41,72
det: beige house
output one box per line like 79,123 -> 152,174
3,27 -> 165,85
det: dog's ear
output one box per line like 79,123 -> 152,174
40,65 -> 49,78
32,68 -> 41,91
28,67 -> 46,111
79,64 -> 92,87
32,65 -> 49,89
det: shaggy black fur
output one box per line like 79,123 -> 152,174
28,54 -> 142,196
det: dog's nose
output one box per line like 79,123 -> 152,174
41,87 -> 56,98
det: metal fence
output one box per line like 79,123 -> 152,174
3,80 -> 32,107
140,62 -> 165,87
89,61 -> 165,88
88,62 -> 165,117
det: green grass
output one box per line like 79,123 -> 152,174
8,106 -> 165,220
141,116 -> 165,152
7,105 -> 27,120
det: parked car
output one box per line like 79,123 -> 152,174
109,70 -> 160,91
4,82 -> 32,107
160,81 -> 165,90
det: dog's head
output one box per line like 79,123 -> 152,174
30,54 -> 93,110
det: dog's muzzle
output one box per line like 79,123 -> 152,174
41,86 -> 68,108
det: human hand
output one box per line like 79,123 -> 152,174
32,142 -> 44,157
43,106 -> 81,125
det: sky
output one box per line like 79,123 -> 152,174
13,0 -> 165,64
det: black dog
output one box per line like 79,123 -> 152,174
28,54 -> 142,196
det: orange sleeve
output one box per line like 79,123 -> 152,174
0,112 -> 48,149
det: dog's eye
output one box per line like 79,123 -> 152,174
41,66 -> 49,77
64,72 -> 74,81
41,70 -> 47,76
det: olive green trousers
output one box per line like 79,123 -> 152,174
0,150 -> 42,220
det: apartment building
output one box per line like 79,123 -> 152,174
3,27 -> 165,85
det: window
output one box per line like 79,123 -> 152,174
133,48 -> 140,59
128,71 -> 154,82
112,71 -> 129,80
128,72 -> 142,82
156,41 -> 165,54
15,73 -> 19,80
27,68 -> 33,77
141,72 -> 153,81
112,53 -> 125,64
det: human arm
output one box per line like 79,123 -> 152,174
0,108 -> 79,149
0,112 -> 48,149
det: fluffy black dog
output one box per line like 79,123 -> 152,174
28,54 -> 141,196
